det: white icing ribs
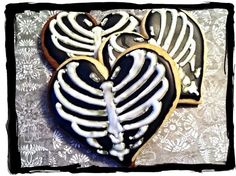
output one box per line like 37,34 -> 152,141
52,49 -> 169,161
49,11 -> 139,58
104,10 -> 203,98
146,9 -> 201,96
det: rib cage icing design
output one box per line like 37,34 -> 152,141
49,46 -> 179,165
100,9 -> 204,103
142,9 -> 204,103
43,11 -> 139,67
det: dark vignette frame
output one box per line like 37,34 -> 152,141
5,2 -> 235,174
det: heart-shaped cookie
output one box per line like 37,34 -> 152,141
141,9 -> 205,104
41,11 -> 139,69
48,44 -> 180,166
99,9 -> 205,105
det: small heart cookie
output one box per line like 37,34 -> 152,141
141,9 -> 205,104
48,44 -> 180,166
41,11 -> 139,69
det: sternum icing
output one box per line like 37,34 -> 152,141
100,81 -> 129,161
92,26 -> 103,58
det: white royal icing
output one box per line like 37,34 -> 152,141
146,9 -> 200,95
101,81 -> 123,138
102,50 -> 168,160
57,69 -> 105,106
71,122 -> 107,138
53,49 -> 170,161
68,12 -> 95,38
97,149 -> 109,155
114,51 -> 158,103
149,26 -> 155,36
102,11 -> 129,36
183,81 -> 199,95
194,67 -> 201,78
54,81 -> 106,116
110,66 -> 121,80
189,55 -> 196,72
129,125 -> 149,140
116,67 -> 167,114
113,49 -> 145,92
122,16 -> 139,32
87,138 -> 103,149
56,103 -> 108,128
56,12 -> 94,44
162,10 -> 178,50
49,11 -> 139,58
134,37 -> 145,42
109,34 -> 126,53
108,44 -> 118,67
153,9 -> 167,45
83,18 -> 93,27
101,18 -> 108,26
130,138 -> 143,149
50,36 -> 94,57
66,62 -> 103,96
89,72 -> 101,83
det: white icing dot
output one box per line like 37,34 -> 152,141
149,26 -> 155,36
111,66 -> 121,80
134,37 -> 145,42
101,18 -> 108,26
89,72 -> 101,82
83,18 -> 93,27
194,68 -> 201,78
97,149 -> 108,155
130,138 -> 144,149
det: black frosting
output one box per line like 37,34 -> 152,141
102,32 -> 148,72
101,9 -> 204,103
144,10 -> 204,102
49,47 -> 178,166
43,11 -> 139,66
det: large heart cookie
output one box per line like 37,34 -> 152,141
41,11 -> 139,69
99,9 -> 205,105
48,44 -> 180,166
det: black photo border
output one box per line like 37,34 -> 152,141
5,2 -> 235,174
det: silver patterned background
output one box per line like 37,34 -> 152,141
14,8 -> 229,168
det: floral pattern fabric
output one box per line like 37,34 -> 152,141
14,9 -> 229,168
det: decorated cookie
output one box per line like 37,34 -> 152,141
98,32 -> 148,71
41,11 -> 139,68
99,9 -> 205,104
141,9 -> 205,104
48,44 -> 180,166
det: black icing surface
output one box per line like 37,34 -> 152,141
75,13 -> 96,30
112,49 -> 177,165
101,9 -> 204,103
144,10 -> 204,102
43,12 -> 139,66
49,48 -> 178,166
102,32 -> 147,72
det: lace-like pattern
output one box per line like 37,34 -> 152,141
14,9 -> 229,167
